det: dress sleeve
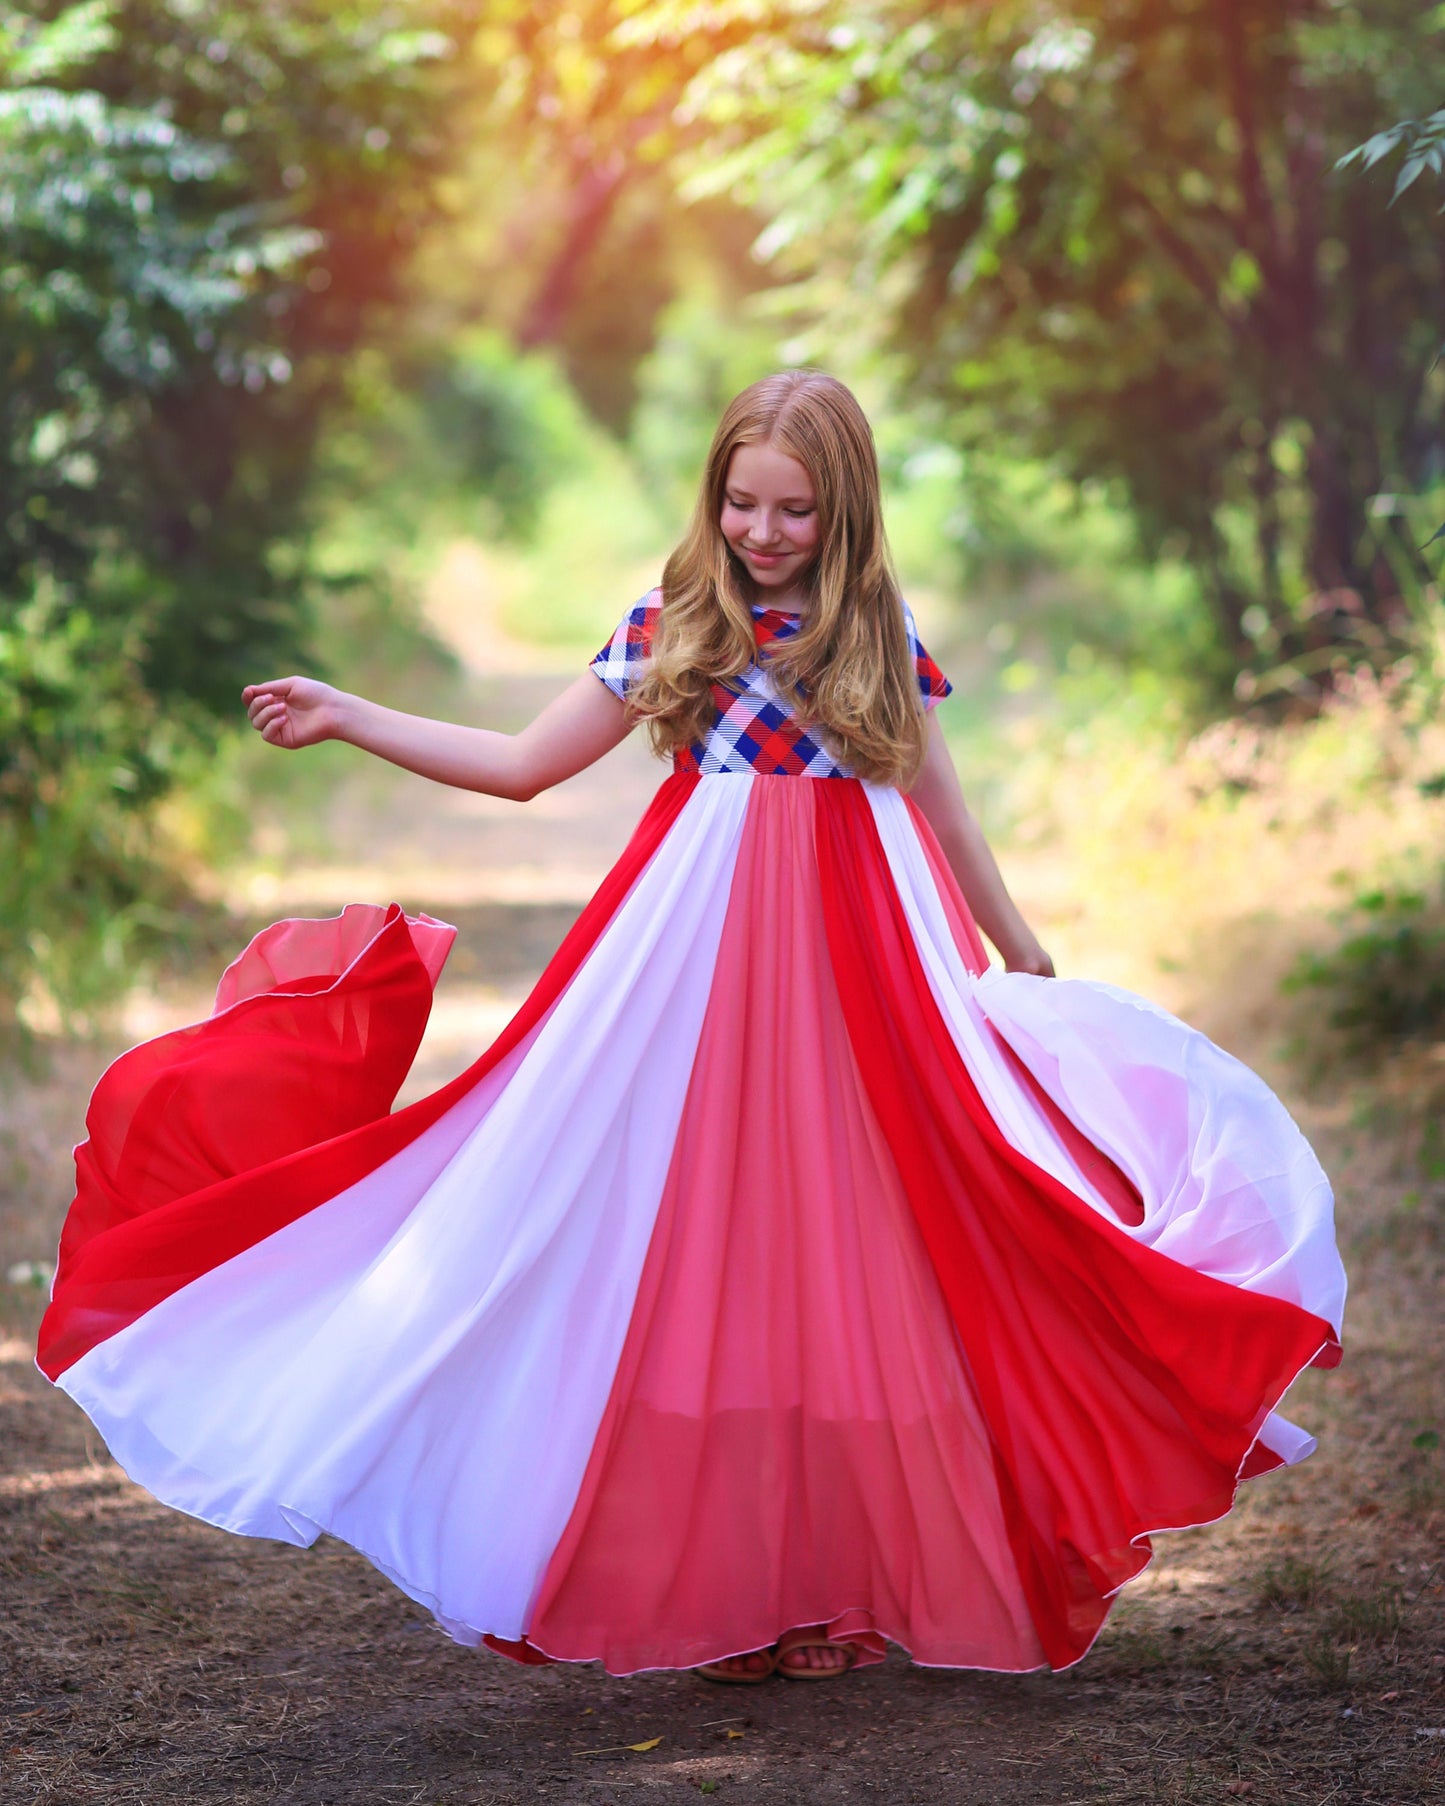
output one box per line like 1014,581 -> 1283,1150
903,602 -> 953,710
589,592 -> 663,702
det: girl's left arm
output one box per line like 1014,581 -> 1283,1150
908,714 -> 1055,976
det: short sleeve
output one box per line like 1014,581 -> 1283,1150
589,591 -> 663,702
903,602 -> 953,710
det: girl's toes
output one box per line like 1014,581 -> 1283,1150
697,1646 -> 776,1683
775,1631 -> 857,1677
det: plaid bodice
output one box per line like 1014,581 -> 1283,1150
590,592 -> 952,779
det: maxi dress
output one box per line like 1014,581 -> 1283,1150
37,594 -> 1346,1676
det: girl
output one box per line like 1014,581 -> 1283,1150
39,370 -> 1344,1686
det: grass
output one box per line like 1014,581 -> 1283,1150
1303,1630 -> 1354,1691
1256,1555 -> 1332,1614
1329,1586 -> 1405,1643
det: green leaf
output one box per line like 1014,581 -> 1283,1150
1336,127 -> 1405,173
1391,154 -> 1429,203
2,0 -> 116,86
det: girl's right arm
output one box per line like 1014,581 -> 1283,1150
241,673 -> 632,801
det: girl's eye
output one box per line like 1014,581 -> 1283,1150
784,508 -> 814,518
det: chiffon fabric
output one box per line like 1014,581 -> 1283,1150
39,606 -> 1344,1677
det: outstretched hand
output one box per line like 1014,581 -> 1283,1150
242,676 -> 342,750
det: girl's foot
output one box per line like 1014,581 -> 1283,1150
774,1627 -> 857,1680
696,1647 -> 777,1684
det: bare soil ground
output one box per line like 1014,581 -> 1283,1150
2,653 -> 1443,1806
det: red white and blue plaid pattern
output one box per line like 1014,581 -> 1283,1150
590,591 -> 952,779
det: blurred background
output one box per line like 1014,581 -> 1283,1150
3,10 -> 1445,1780
2,0 -> 1445,1103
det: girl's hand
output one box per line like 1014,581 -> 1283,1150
242,676 -> 343,750
1003,937 -> 1056,979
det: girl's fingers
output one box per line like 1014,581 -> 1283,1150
242,678 -> 294,707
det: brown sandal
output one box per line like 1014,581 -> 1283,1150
774,1627 -> 858,1681
695,1646 -> 779,1684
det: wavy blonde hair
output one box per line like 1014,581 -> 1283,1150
629,369 -> 928,788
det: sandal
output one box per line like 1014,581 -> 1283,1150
695,1646 -> 778,1685
774,1627 -> 858,1681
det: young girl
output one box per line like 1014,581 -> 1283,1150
39,369 -> 1344,1686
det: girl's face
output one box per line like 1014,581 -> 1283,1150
720,441 -> 821,602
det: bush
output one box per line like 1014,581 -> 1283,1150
1286,878 -> 1445,1053
0,597 -> 196,1029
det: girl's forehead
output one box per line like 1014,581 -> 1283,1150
725,440 -> 815,498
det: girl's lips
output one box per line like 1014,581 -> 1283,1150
742,549 -> 788,566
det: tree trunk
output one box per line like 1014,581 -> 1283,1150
516,148 -> 629,350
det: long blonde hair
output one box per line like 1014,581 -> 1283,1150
629,369 -> 928,788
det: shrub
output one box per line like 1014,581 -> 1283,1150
1285,878 -> 1445,1053
0,597 -> 195,1028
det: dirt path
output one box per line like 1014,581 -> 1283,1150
3,616 -> 1443,1805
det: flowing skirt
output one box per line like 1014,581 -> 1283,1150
39,772 -> 1344,1674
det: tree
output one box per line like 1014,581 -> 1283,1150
632,0 -> 1445,694
0,0 -> 483,1017
415,0 -> 775,430
1,0 -> 486,714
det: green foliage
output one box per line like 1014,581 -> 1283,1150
625,0 -> 1445,696
1,0 -> 480,711
1286,876 -> 1445,1053
321,333 -> 595,559
488,425 -> 676,649
1339,106 -> 1445,206
630,285 -> 789,524
0,595 -> 189,1025
0,0 -> 485,1019
417,0 -> 773,434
